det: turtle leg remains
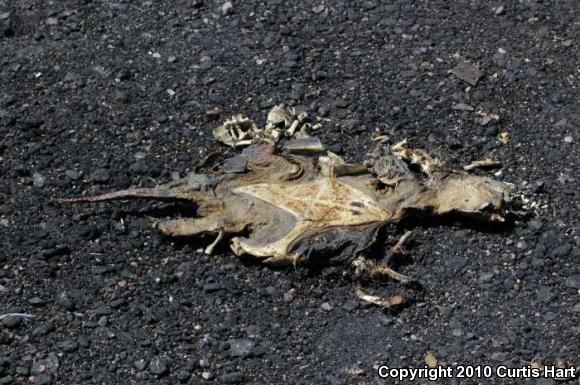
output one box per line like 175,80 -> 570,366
150,220 -> 225,263
149,217 -> 226,237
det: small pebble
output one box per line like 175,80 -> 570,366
203,282 -> 224,293
312,5 -> 325,14
149,356 -> 168,375
198,358 -> 210,368
491,352 -> 508,361
33,172 -> 46,188
220,1 -> 233,15
90,168 -> 110,183
451,102 -> 474,111
1,315 -> 22,329
78,333 -> 91,348
551,245 -> 571,258
65,170 -> 81,180
176,370 -> 191,382
16,366 -> 29,376
563,136 -> 573,143
114,90 -> 129,103
283,288 -> 296,302
219,372 -> 244,384
229,339 -> 255,358
263,286 -> 276,296
206,106 -> 222,119
28,296 -> 45,306
134,359 -> 147,371
57,340 -> 78,353
57,295 -> 75,311
32,323 -> 55,336
34,374 -> 52,385
342,300 -> 359,312
565,274 -> 580,290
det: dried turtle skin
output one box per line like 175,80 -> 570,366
62,141 -> 515,271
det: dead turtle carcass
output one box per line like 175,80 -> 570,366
62,106 -> 516,288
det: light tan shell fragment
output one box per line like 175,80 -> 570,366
231,178 -> 391,260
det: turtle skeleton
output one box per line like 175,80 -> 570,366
62,107 -> 516,288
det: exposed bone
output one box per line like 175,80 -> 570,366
391,138 -> 408,151
355,288 -> 404,308
213,115 -> 262,148
372,135 -> 390,144
216,105 -> 312,148
498,132 -> 510,145
352,256 -> 414,284
387,230 -> 412,258
370,264 -> 413,284
287,119 -> 300,136
463,159 -> 501,171
205,231 -> 224,255
296,123 -> 312,138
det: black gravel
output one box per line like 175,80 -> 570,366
1,1 -> 578,384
